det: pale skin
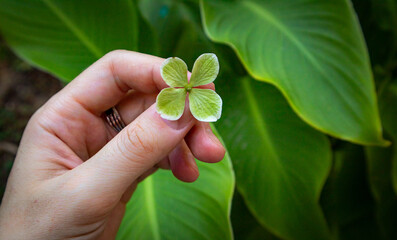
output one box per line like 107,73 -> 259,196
0,50 -> 226,240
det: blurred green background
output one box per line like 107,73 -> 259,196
1,0 -> 397,239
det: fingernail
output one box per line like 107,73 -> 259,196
162,112 -> 194,130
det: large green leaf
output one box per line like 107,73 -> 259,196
0,0 -> 139,81
215,76 -> 332,240
201,0 -> 387,146
117,125 -> 235,240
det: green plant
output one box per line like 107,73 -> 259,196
157,53 -> 222,122
0,0 -> 396,239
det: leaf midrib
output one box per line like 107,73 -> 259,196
241,78 -> 313,199
41,0 -> 103,58
241,1 -> 326,80
144,177 -> 161,240
241,77 -> 279,161
240,78 -> 331,239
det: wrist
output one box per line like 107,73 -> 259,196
0,204 -> 50,240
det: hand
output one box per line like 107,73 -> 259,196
0,50 -> 225,240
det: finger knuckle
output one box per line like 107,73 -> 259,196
104,49 -> 128,59
124,123 -> 157,158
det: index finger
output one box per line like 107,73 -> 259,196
59,50 -> 168,116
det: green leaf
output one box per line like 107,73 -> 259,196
160,57 -> 189,87
189,88 -> 222,122
0,0 -> 139,82
156,88 -> 187,121
117,125 -> 235,240
201,0 -> 388,146
190,53 -> 219,87
215,76 -> 332,240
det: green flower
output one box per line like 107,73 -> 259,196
156,53 -> 222,122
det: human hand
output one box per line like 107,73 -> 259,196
0,50 -> 225,240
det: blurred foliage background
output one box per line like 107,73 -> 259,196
1,0 -> 397,239
0,38 -> 62,200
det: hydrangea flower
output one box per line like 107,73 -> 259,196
156,53 -> 222,122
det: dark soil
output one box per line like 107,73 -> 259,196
0,38 -> 63,202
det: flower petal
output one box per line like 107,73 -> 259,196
160,57 -> 188,87
188,88 -> 222,122
189,53 -> 219,87
156,88 -> 187,120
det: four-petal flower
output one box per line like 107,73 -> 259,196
156,53 -> 222,122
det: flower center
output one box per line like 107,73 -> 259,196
185,84 -> 193,92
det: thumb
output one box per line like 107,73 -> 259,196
70,103 -> 195,199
